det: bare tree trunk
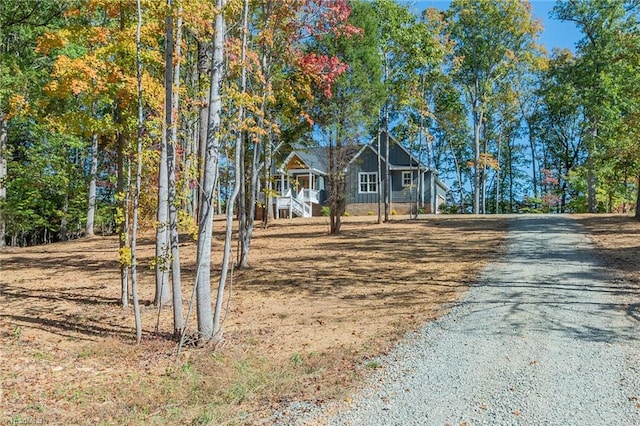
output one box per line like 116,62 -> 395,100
0,114 -> 6,249
450,148 -> 464,213
115,113 -> 130,308
509,138 -> 514,212
167,0 -> 184,335
328,124 -> 346,234
384,112 -> 390,222
587,128 -> 598,213
472,114 -> 481,215
155,1 -> 174,308
496,135 -> 501,214
472,77 -> 483,215
130,0 -> 145,343
481,133 -> 488,215
239,140 -> 259,267
86,133 -> 99,237
195,0 -> 225,342
263,134 -> 274,226
375,129 -> 382,224
213,0 -> 248,341
383,57 -> 390,223
258,41 -> 275,227
635,172 -> 640,219
197,39 -> 212,219
528,123 -> 538,199
185,40 -> 199,219
59,193 -> 69,241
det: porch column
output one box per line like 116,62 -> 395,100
309,169 -> 313,216
420,170 -> 424,208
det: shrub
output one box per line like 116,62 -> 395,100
320,206 -> 330,216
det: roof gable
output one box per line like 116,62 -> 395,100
284,154 -> 308,170
350,131 -> 428,169
279,146 -> 330,174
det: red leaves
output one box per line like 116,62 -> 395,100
540,168 -> 559,185
299,53 -> 349,98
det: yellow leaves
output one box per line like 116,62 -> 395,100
7,94 -> 29,119
467,153 -> 500,170
181,0 -> 216,37
479,153 -> 500,170
118,246 -> 132,267
505,49 -> 516,62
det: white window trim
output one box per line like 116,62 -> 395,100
359,172 -> 378,194
402,171 -> 412,187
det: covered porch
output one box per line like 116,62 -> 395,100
274,152 -> 327,218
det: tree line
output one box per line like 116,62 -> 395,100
1,0 -> 639,342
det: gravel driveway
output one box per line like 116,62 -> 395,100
285,215 -> 640,425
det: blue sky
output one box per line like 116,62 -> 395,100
403,0 -> 584,52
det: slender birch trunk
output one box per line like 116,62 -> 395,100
155,2 -> 173,308
496,134 -> 502,214
212,0 -> 249,340
195,0 -> 225,342
448,142 -> 464,213
635,172 -> 640,219
377,129 -> 382,224
130,0 -> 145,344
166,0 -> 185,336
384,110 -> 390,222
263,133 -> 274,226
1,114 -> 8,249
86,133 -> 99,236
239,136 -> 259,267
471,76 -> 483,215
239,74 -> 261,265
197,39 -> 212,220
116,123 -> 130,308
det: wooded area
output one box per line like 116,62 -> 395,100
1,0 -> 639,343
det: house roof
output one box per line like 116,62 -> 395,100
279,144 -> 361,174
279,131 -> 443,181
294,146 -> 330,172
348,130 -> 432,171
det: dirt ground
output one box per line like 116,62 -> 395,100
0,214 -> 636,424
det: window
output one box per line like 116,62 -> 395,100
402,171 -> 412,187
359,172 -> 377,193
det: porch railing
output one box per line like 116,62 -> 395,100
276,195 -> 312,218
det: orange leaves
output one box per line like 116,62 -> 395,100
89,27 -> 111,46
45,55 -> 101,97
35,31 -> 70,55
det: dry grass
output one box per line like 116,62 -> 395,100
575,214 -> 640,281
0,215 -> 508,425
575,214 -> 640,324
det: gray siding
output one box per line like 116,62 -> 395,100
390,170 -> 423,203
346,147 -> 383,204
